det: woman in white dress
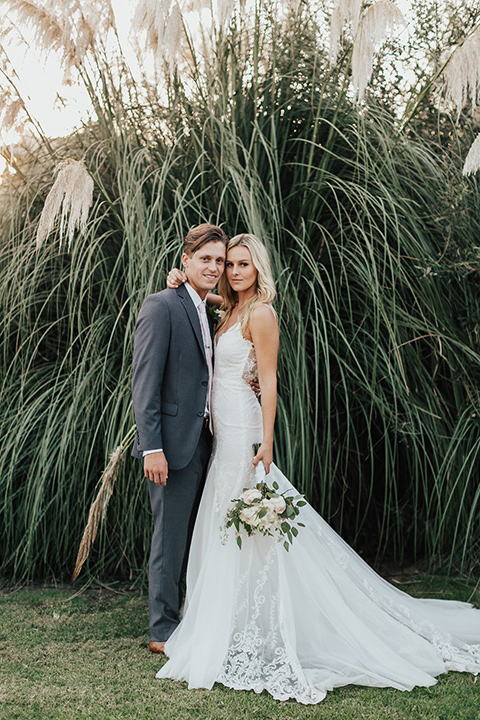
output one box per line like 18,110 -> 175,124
157,233 -> 480,704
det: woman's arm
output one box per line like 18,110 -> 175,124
249,305 -> 279,474
166,268 -> 223,305
206,293 -> 222,306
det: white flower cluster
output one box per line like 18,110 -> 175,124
222,466 -> 306,551
239,488 -> 286,532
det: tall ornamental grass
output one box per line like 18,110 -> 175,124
0,0 -> 479,583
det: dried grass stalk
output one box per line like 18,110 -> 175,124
72,444 -> 124,582
36,159 -> 94,250
352,0 -> 405,102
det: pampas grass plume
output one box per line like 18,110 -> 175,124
443,29 -> 480,119
133,0 -> 167,56
36,159 -> 94,250
463,132 -> 480,176
2,0 -> 115,71
133,0 -> 184,70
329,0 -> 363,64
216,0 -> 235,28
1,98 -> 26,136
352,0 -> 405,102
165,2 -> 183,68
2,0 -> 64,56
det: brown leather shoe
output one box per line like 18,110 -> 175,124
149,641 -> 166,654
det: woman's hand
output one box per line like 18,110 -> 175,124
253,442 -> 273,475
167,268 -> 187,288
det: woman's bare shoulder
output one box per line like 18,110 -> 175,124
250,304 -> 277,322
250,304 -> 278,335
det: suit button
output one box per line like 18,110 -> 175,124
197,411 -> 203,416
202,381 -> 208,386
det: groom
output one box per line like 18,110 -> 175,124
131,223 -> 228,654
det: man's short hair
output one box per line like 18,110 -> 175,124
183,224 -> 228,256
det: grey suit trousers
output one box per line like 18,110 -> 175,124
147,426 -> 212,641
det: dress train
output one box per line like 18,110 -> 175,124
156,323 -> 480,704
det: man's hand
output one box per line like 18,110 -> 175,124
167,268 -> 187,288
144,451 -> 168,486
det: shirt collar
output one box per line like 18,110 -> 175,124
185,282 -> 204,309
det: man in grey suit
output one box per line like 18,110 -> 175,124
131,224 -> 228,654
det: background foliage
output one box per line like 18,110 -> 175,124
0,0 -> 479,584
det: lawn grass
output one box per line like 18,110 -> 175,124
0,576 -> 479,720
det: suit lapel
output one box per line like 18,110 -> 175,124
176,285 -> 206,360
207,310 -> 216,364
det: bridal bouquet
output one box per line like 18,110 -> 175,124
223,462 -> 306,551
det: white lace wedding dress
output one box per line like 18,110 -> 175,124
156,322 -> 480,704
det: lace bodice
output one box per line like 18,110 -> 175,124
212,323 -> 263,449
214,322 -> 258,385
209,322 -> 263,512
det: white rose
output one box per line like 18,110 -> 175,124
242,488 -> 263,505
257,500 -> 279,531
240,506 -> 261,526
269,496 -> 286,514
258,515 -> 279,532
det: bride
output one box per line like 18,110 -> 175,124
157,233 -> 480,704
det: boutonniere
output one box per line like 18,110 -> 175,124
207,304 -> 222,327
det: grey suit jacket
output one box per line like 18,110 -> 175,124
131,286 -> 212,470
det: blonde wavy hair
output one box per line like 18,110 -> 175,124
217,233 -> 276,333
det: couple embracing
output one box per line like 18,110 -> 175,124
131,224 -> 277,647
132,224 -> 480,705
